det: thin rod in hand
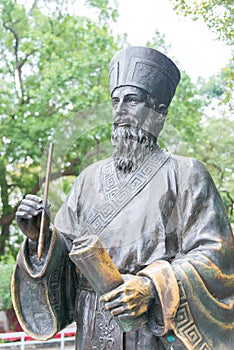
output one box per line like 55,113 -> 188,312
37,142 -> 54,259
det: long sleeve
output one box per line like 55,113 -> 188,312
172,158 -> 233,349
140,158 -> 234,349
11,226 -> 77,341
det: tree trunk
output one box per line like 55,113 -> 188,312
0,224 -> 10,256
0,161 -> 12,256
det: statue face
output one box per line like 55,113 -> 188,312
111,86 -> 150,130
111,86 -> 160,173
111,86 -> 166,139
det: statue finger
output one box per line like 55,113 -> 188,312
110,305 -> 128,317
100,285 -> 125,302
17,204 -> 40,217
103,297 -> 124,311
118,310 -> 137,319
16,210 -> 33,220
21,199 -> 43,211
25,194 -> 43,204
117,302 -> 145,319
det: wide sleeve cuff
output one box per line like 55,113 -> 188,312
11,225 -> 76,340
17,224 -> 58,278
138,260 -> 180,336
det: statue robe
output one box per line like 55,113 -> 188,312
12,151 -> 234,350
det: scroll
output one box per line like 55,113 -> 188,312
69,235 -> 147,332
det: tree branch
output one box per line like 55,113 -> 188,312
27,0 -> 38,15
2,21 -> 24,100
18,50 -> 37,70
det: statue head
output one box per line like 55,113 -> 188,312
110,46 -> 180,111
109,46 -> 180,172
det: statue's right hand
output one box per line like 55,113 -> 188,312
16,194 -> 50,242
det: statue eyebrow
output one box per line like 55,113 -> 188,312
125,93 -> 138,97
111,92 -> 141,100
124,93 -> 143,100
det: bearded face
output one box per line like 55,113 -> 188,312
112,125 -> 157,173
111,86 -> 167,173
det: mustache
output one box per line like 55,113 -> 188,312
111,124 -> 157,147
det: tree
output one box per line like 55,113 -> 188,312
0,0 -> 123,256
168,1 -> 234,221
170,0 -> 234,45
193,62 -> 234,222
194,117 -> 234,221
147,32 -> 205,155
169,0 -> 234,107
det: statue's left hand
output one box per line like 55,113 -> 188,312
100,274 -> 155,319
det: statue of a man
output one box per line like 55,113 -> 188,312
12,47 -> 233,350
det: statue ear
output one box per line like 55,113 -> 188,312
158,104 -> 168,117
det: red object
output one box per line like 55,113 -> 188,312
6,308 -> 22,332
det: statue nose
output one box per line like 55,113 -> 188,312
115,100 -> 127,116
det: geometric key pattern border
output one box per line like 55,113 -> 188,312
175,282 -> 211,350
81,148 -> 170,236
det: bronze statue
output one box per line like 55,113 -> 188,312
12,47 -> 234,350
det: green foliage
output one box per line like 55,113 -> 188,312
169,71 -> 203,145
48,108 -> 113,218
170,0 -> 234,45
0,256 -> 15,310
0,0 -> 233,263
169,0 -> 234,109
198,59 -> 234,111
194,117 -> 234,222
0,0 -> 124,256
168,1 -> 234,221
147,31 -> 204,153
86,0 -> 118,21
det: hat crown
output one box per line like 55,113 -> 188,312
110,46 -> 180,107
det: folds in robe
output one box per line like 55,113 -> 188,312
12,153 -> 234,349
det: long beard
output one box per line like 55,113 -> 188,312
111,125 -> 157,173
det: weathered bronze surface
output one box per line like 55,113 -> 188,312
12,46 -> 234,350
69,234 -> 148,332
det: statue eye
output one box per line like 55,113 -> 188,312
112,98 -> 119,106
127,97 -> 138,105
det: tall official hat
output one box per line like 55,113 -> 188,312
110,46 -> 181,108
